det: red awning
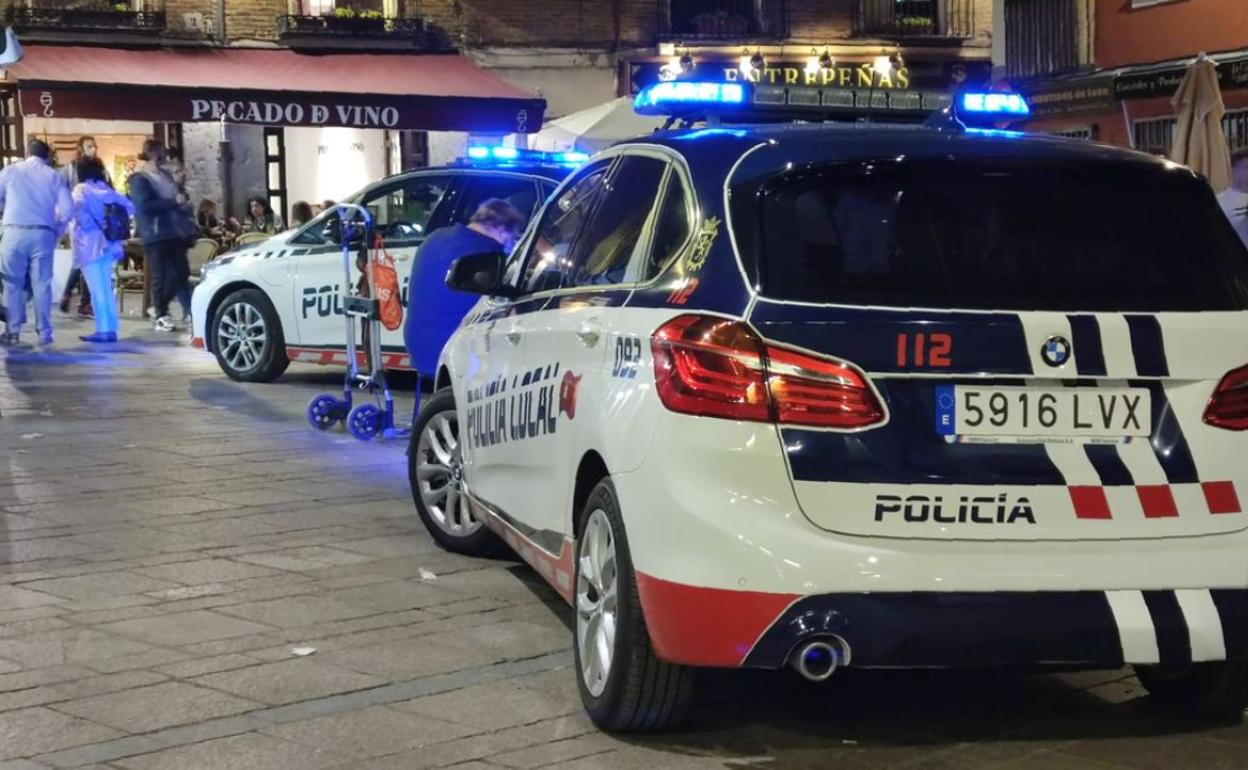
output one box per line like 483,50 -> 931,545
5,45 -> 544,133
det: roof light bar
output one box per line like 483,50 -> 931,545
959,92 -> 1030,117
461,145 -> 589,167
634,81 -> 748,116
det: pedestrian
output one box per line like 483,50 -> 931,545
59,136 -> 108,317
1219,147 -> 1248,249
243,196 -> 283,234
290,200 -> 313,229
402,198 -> 525,377
130,139 -> 193,333
0,138 -> 72,349
70,156 -> 133,343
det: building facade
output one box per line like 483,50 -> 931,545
995,0 -> 1248,152
0,0 -> 994,223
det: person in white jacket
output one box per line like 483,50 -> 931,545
70,157 -> 133,343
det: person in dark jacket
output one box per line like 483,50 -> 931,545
403,199 -> 526,377
129,140 -> 192,332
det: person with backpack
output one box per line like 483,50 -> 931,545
70,156 -> 133,343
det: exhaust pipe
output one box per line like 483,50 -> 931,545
790,637 -> 850,682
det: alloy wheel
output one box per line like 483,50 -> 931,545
217,301 -> 267,373
577,508 -> 618,698
414,411 -> 480,536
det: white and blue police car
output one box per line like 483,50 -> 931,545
408,81 -> 1248,732
190,151 -> 579,381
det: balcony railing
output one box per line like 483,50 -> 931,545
277,3 -> 433,42
662,0 -> 787,40
11,0 -> 165,33
854,0 -> 972,40
1004,0 -> 1079,79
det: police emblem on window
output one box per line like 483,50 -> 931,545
1041,335 -> 1072,368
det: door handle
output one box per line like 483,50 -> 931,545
575,321 -> 601,347
506,329 -> 522,346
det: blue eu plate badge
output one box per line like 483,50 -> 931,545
934,385 -> 956,437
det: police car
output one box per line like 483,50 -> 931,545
408,81 -> 1248,732
190,153 -> 579,381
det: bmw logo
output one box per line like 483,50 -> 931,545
1041,335 -> 1072,368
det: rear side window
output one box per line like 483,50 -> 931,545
737,158 -> 1248,312
518,161 -> 610,295
567,156 -> 667,287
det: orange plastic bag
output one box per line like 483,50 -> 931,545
369,234 -> 403,331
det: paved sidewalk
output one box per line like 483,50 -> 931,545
0,316 -> 1247,769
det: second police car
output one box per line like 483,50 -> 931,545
409,81 -> 1248,731
190,153 -> 577,382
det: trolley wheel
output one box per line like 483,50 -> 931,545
307,394 -> 347,431
347,403 -> 383,441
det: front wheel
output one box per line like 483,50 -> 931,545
575,478 -> 694,732
1136,661 -> 1248,713
407,388 -> 501,557
211,288 -> 289,382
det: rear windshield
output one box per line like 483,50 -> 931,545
736,158 -> 1248,312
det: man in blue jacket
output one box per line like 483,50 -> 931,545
403,199 -> 526,379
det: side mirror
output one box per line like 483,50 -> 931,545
446,251 -> 514,298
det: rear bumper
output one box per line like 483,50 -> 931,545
637,576 -> 1248,671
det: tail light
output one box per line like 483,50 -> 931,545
1204,365 -> 1248,430
651,314 -> 886,429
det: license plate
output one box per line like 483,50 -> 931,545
934,385 -> 1151,442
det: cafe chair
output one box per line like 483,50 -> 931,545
188,238 -> 220,286
234,232 -> 270,249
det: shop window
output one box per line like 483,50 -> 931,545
0,87 -> 19,167
1132,112 -> 1248,159
1225,110 -> 1248,154
397,130 -> 428,171
264,128 -> 288,227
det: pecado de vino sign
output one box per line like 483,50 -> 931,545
189,98 -> 401,128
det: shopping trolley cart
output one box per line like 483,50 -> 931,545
305,203 -> 411,441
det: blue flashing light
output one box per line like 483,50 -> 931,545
964,127 -> 1027,139
670,127 -> 749,141
634,81 -> 747,115
959,92 -> 1030,117
462,144 -> 590,168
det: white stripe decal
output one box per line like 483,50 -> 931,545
1044,443 -> 1101,486
1096,314 -> 1137,379
1175,589 -> 1227,662
1115,439 -> 1169,486
1105,590 -> 1160,664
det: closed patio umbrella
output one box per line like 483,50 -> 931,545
1170,53 -> 1232,193
529,97 -> 665,154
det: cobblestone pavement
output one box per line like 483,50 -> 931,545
1,316 -> 1247,769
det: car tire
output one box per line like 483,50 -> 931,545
575,478 -> 695,732
211,288 -> 289,383
408,388 -> 502,557
1136,661 -> 1248,713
